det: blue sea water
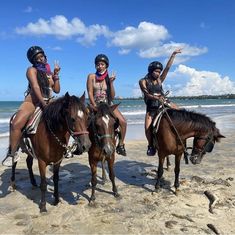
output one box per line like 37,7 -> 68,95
0,98 -> 235,159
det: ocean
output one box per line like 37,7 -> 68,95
1,98 -> 235,160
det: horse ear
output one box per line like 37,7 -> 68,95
110,103 -> 120,112
80,92 -> 86,103
65,92 -> 70,99
63,92 -> 70,108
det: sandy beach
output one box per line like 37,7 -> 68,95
0,118 -> 235,235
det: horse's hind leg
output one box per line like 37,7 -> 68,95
107,158 -> 120,198
26,155 -> 37,187
166,156 -> 171,171
53,163 -> 61,205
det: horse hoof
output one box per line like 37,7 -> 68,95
39,205 -> 47,213
175,189 -> 180,196
10,181 -> 16,191
114,192 -> 121,198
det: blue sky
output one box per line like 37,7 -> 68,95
0,0 -> 235,100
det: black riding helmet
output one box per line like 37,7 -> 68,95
27,46 -> 45,64
148,61 -> 163,74
95,54 -> 109,67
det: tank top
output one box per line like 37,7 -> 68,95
144,76 -> 164,110
93,78 -> 108,104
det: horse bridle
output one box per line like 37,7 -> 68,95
90,114 -> 115,149
192,133 -> 214,157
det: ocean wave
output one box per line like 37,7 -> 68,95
0,118 -> 10,124
0,132 -> 9,138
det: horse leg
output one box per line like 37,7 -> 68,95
53,163 -> 61,205
38,160 -> 47,213
107,158 -> 120,198
174,154 -> 181,195
155,155 -> 165,191
101,160 -> 107,184
10,161 -> 17,190
89,161 -> 98,202
26,155 -> 37,187
166,156 -> 171,171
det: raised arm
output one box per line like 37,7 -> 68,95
160,48 -> 182,83
52,60 -> 61,93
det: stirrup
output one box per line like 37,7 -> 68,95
2,151 -> 20,167
116,144 -> 127,156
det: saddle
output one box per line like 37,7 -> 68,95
152,108 -> 168,134
20,107 -> 43,159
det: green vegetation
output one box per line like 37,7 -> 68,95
115,94 -> 235,100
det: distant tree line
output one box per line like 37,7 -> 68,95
115,94 -> 235,100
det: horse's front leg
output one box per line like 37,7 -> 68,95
53,163 -> 61,205
101,160 -> 107,184
26,155 -> 37,187
10,162 -> 17,190
38,160 -> 47,213
89,160 -> 98,202
155,154 -> 165,191
174,154 -> 182,195
107,157 -> 120,198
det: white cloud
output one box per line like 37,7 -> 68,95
170,65 -> 235,96
15,16 -> 207,61
15,15 -> 111,46
139,42 -> 208,60
109,21 -> 169,49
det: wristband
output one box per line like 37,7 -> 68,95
53,75 -> 60,81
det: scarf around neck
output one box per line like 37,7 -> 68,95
95,70 -> 108,81
34,63 -> 52,75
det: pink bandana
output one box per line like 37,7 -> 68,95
95,70 -> 108,81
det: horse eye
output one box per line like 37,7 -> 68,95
71,118 -> 76,123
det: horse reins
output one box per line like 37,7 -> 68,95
160,103 -> 191,164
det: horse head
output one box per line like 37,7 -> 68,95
190,127 -> 225,165
63,92 -> 91,154
89,102 -> 119,157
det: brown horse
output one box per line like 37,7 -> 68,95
153,108 -> 225,194
88,102 -> 120,202
11,92 -> 91,212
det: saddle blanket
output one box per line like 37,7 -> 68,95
25,107 -> 42,134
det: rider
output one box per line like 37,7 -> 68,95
139,48 -> 182,156
86,54 -> 127,156
2,46 -> 61,166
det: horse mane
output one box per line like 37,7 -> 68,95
42,95 -> 85,132
167,109 -> 216,132
96,103 -> 116,119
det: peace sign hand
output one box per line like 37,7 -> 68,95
54,60 -> 61,75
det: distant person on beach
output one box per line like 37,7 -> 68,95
2,46 -> 61,166
139,48 -> 182,156
87,54 -> 127,156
